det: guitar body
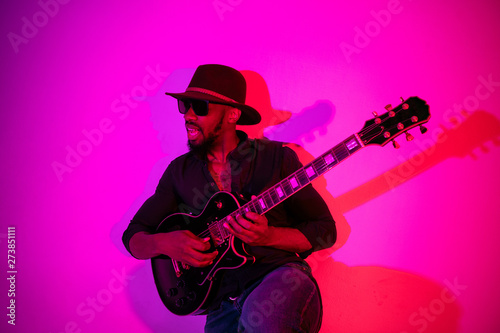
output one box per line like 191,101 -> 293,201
151,191 -> 254,316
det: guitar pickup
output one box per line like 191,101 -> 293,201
172,259 -> 182,277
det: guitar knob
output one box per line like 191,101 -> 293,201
175,297 -> 187,308
186,291 -> 197,301
177,280 -> 186,288
405,132 -> 414,141
420,125 -> 428,134
167,288 -> 178,297
392,140 -> 400,149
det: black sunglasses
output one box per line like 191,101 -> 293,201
178,99 -> 211,116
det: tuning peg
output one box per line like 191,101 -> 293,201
384,104 -> 392,111
392,140 -> 400,149
400,97 -> 405,102
419,125 -> 428,134
372,111 -> 378,117
405,132 -> 414,141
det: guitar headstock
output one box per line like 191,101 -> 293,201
358,97 -> 430,148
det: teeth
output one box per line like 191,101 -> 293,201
187,128 -> 200,138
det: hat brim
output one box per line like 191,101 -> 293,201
165,91 -> 261,125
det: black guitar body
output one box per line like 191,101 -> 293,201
151,191 -> 255,316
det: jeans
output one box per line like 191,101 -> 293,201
204,262 -> 322,333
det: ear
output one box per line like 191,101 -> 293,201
227,107 -> 241,124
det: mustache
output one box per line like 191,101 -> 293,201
185,121 -> 200,129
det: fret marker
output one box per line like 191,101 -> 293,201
259,198 -> 266,209
346,138 -> 359,151
324,153 -> 335,165
290,177 -> 299,189
306,166 -> 316,178
276,186 -> 285,198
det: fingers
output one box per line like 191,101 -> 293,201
224,215 -> 251,236
185,247 -> 218,267
175,231 -> 218,267
224,212 -> 265,231
223,216 -> 241,235
223,213 -> 268,246
186,234 -> 212,252
187,235 -> 218,267
243,212 -> 263,223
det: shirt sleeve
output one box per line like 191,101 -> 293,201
280,146 -> 337,258
121,162 -> 180,256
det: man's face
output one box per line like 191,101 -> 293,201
183,102 -> 230,153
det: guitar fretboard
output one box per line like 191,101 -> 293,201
210,134 -> 364,244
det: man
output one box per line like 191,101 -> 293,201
122,64 -> 336,332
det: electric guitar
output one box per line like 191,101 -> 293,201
151,96 -> 431,315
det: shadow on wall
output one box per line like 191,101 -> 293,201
112,67 -> 500,332
304,109 -> 499,332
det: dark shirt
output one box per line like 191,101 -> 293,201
122,131 -> 336,309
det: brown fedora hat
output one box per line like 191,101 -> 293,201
165,64 -> 261,125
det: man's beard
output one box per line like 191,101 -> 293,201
187,116 -> 224,157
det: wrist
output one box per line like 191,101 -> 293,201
265,226 -> 278,247
151,233 -> 163,257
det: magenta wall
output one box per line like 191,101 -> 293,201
2,0 -> 500,332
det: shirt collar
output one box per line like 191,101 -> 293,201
227,130 -> 252,162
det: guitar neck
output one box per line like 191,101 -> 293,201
213,133 -> 364,242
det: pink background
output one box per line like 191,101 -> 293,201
1,0 -> 500,332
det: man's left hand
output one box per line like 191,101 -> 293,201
223,211 -> 273,246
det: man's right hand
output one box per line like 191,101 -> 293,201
152,230 -> 218,267
129,230 -> 218,267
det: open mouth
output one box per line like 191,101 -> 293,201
186,124 -> 201,140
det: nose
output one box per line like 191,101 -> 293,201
183,106 -> 197,121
